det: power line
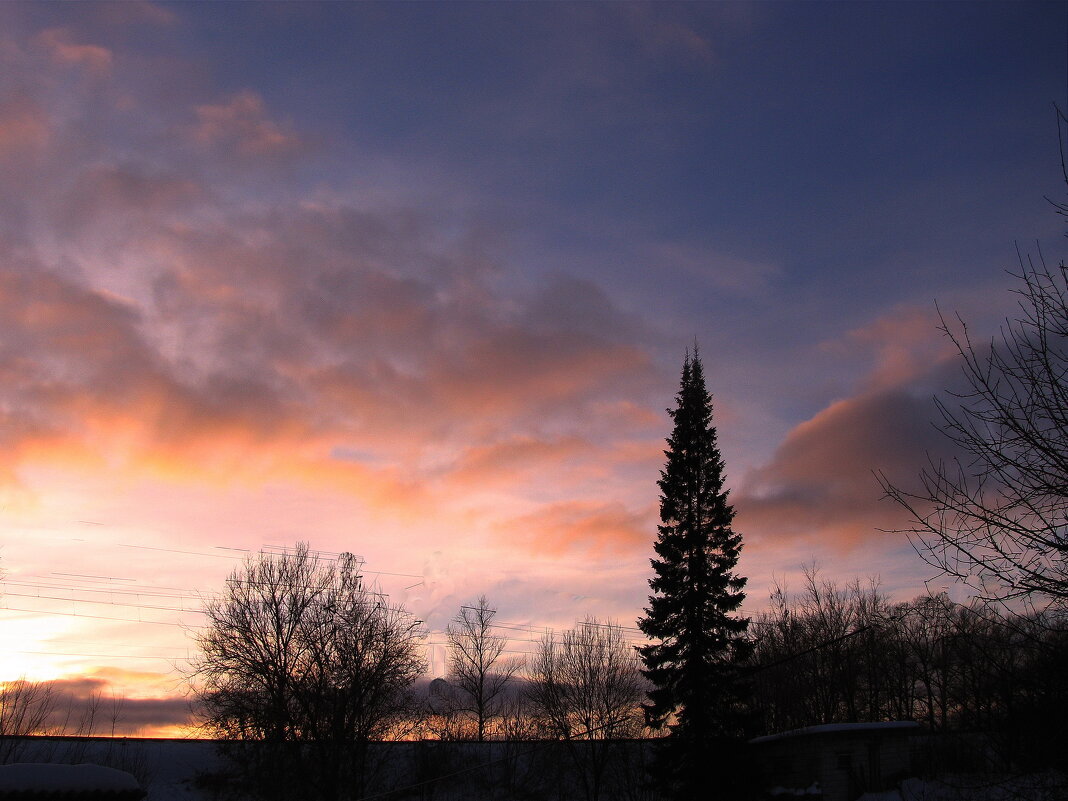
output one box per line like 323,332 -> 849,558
25,638 -> 192,653
1,588 -> 208,615
115,543 -> 245,560
12,649 -> 192,662
111,543 -> 418,578
6,579 -> 202,603
0,602 -> 205,628
52,573 -> 136,583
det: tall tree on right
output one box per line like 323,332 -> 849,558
637,351 -> 753,798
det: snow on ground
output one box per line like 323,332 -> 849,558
768,782 -> 822,796
750,721 -> 921,744
2,738 -> 224,801
3,738 -> 1064,801
856,772 -> 1068,801
0,763 -> 140,792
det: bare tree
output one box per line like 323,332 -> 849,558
527,619 -> 645,801
442,596 -> 520,741
748,569 -> 1068,776
881,260 -> 1068,611
191,543 -> 427,801
0,679 -> 57,763
750,567 -> 893,732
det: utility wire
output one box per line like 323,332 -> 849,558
1,588 -> 208,615
12,649 -> 191,662
0,601 -> 205,628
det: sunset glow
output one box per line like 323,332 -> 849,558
0,1 -> 1063,736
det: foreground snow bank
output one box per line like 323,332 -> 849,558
768,782 -> 822,796
0,763 -> 142,793
857,771 -> 1067,801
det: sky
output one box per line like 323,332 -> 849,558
0,1 -> 1065,736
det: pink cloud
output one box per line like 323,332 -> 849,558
0,13 -> 716,690
500,499 -> 655,556
0,259 -> 316,490
192,91 -> 304,159
35,28 -> 113,76
728,303 -> 977,554
735,364 -> 960,551
829,304 -> 957,391
123,212 -> 661,454
441,436 -> 590,490
0,95 -> 49,158
0,207 -> 662,544
62,165 -> 202,230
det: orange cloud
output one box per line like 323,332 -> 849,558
14,673 -> 194,737
0,244 -> 662,547
0,270 -> 444,525
735,374 -> 959,550
442,436 -> 590,490
35,28 -> 113,76
193,91 -> 304,159
131,213 -> 661,448
62,165 -> 202,230
0,146 -> 669,649
430,337 -> 652,423
825,304 -> 956,391
0,96 -> 49,159
727,303 -> 974,553
500,499 -> 655,556
80,666 -> 184,700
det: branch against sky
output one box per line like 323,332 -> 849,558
882,258 -> 1068,612
191,544 -> 426,801
444,596 -> 521,741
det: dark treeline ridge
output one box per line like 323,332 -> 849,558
749,567 -> 1068,773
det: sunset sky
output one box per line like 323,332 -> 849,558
0,1 -> 1065,736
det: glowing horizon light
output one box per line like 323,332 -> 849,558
0,612 -> 77,683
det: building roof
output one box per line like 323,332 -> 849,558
749,721 -> 921,744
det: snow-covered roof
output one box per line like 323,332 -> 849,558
750,721 -> 921,744
0,764 -> 142,796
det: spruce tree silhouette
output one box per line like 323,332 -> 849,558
638,350 -> 753,799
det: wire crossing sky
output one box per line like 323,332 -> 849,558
0,1 -> 1065,735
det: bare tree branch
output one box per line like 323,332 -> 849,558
441,595 -> 520,741
881,258 -> 1068,612
190,543 -> 427,801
